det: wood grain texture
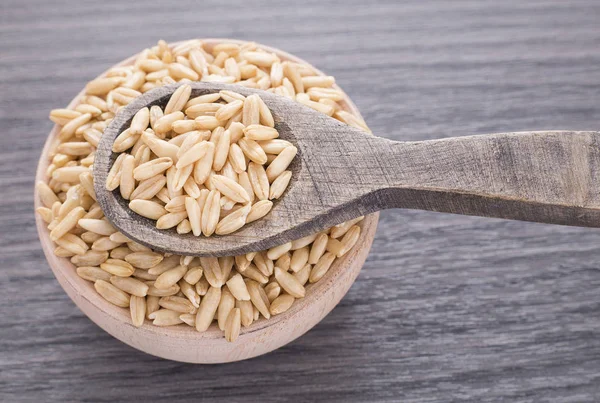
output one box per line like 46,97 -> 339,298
2,0 -> 600,401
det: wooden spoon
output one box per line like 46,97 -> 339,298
94,82 -> 600,257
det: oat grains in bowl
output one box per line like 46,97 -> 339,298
38,39 -> 368,342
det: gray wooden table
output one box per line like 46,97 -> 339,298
2,0 -> 600,401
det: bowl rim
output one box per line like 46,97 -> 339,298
34,38 -> 379,343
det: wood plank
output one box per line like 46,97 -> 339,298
1,0 -> 600,401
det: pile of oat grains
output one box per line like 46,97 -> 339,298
37,39 -> 368,342
107,85 -> 296,237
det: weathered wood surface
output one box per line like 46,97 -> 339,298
2,0 -> 600,401
97,80 -> 600,256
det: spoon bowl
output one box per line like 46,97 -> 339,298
94,82 -> 373,256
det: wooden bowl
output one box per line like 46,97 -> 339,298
34,39 -> 379,363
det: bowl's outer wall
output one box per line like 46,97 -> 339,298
34,39 -> 379,363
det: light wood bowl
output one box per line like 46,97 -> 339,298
34,39 -> 379,363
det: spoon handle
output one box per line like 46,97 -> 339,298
366,131 -> 600,227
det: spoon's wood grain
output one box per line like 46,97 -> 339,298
329,130 -> 600,226
94,82 -> 600,256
